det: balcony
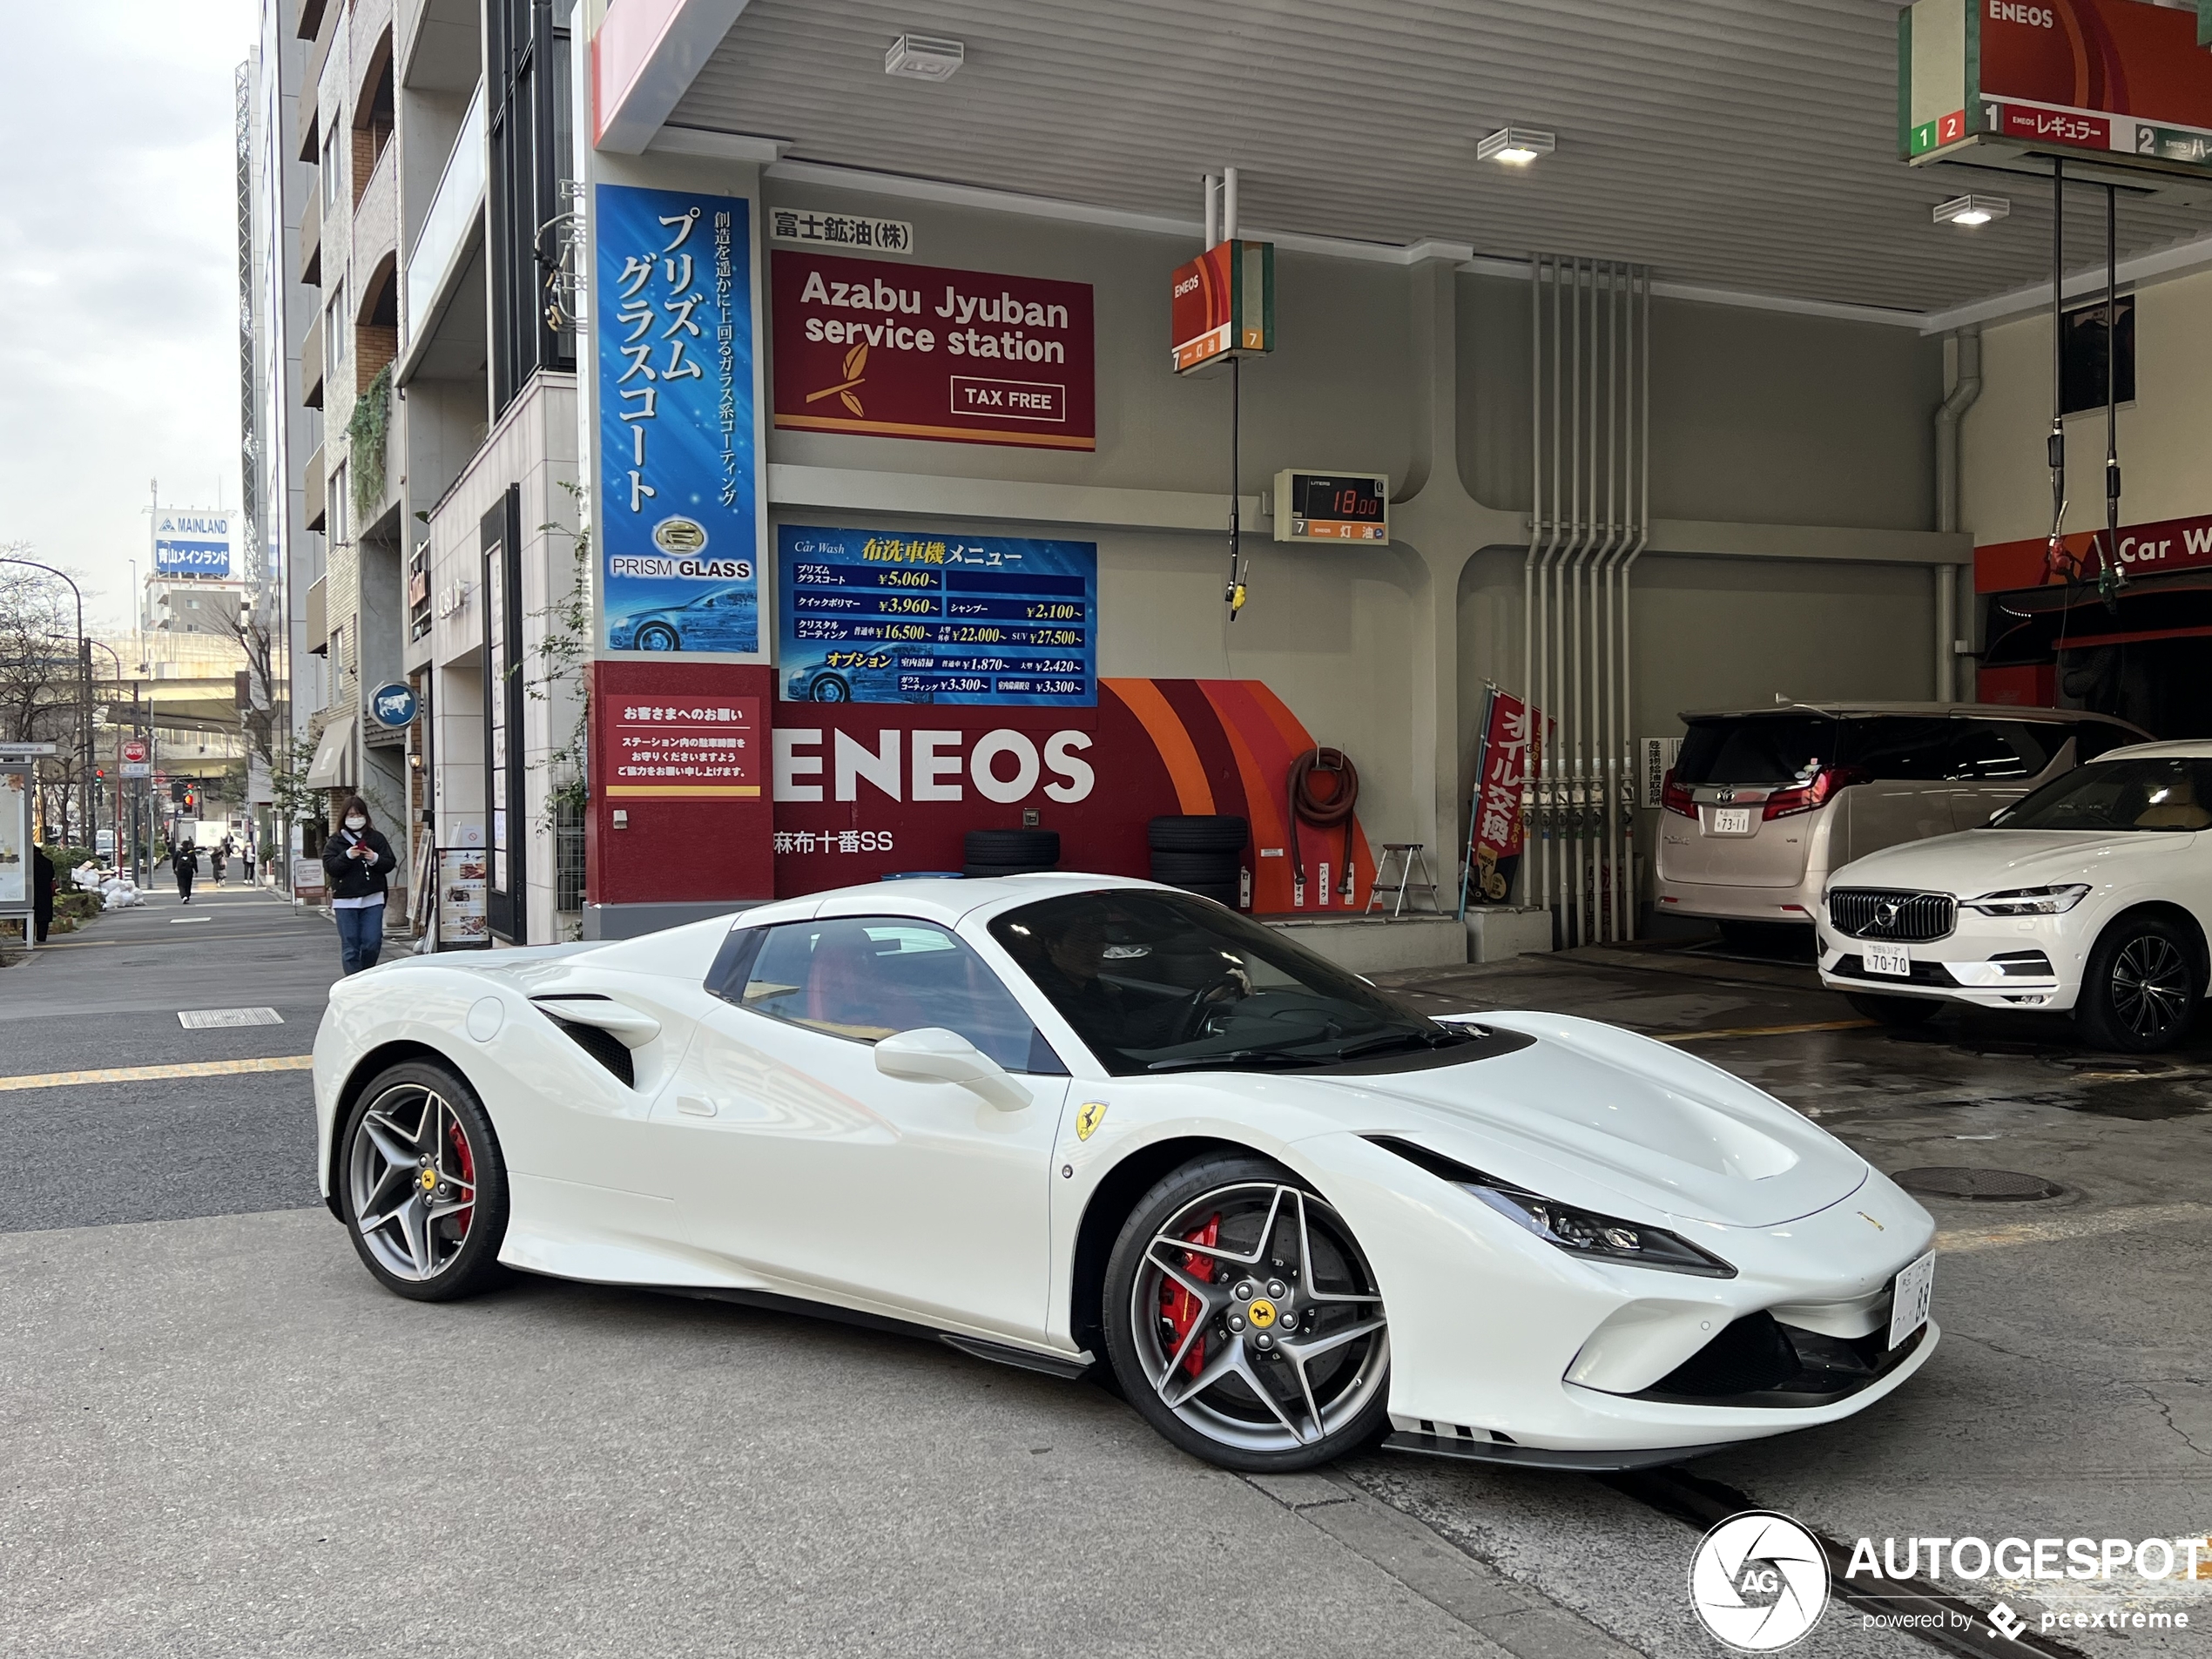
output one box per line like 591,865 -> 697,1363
301,309 -> 325,408
304,576 -> 328,651
294,0 -> 327,40
404,78 -> 484,351
304,447 -> 327,536
298,199 -> 321,287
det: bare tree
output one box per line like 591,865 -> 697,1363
0,550 -> 88,842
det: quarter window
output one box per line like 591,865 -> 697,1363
730,915 -> 1058,1073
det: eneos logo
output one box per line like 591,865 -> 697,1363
1989,1 -> 2055,24
1689,1512 -> 1831,1651
1172,273 -> 1200,298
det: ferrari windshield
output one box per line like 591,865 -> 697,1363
990,889 -> 1473,1076
1988,756 -> 2212,833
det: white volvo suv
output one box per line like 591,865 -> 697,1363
1817,742 -> 2212,1052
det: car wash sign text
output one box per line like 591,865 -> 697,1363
595,184 -> 761,655
772,251 -> 1094,449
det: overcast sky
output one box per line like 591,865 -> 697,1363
0,1 -> 259,637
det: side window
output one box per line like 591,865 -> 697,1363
1840,717 -> 1955,780
734,915 -> 1058,1073
1940,720 -> 2051,780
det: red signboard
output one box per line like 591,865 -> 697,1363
771,251 -> 1094,450
122,739 -> 148,764
1980,0 -> 2212,138
1170,240 -> 1274,373
772,678 -> 1375,912
1975,511 -> 2212,592
587,661 -> 774,908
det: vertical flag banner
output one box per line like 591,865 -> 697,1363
1461,688 -> 1532,909
596,184 -> 760,654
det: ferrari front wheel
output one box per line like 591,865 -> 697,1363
341,1061 -> 510,1301
1103,1156 -> 1390,1471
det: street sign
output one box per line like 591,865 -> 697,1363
0,742 -> 58,759
369,681 -> 417,729
122,739 -> 148,764
122,762 -> 152,779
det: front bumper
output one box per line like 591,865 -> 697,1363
1817,906 -> 2093,1011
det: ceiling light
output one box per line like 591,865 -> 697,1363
884,35 -> 964,81
1934,192 -> 2010,226
1479,127 -> 1555,165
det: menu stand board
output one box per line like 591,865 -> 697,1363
778,525 -> 1097,707
436,847 -> 489,948
291,855 -> 328,902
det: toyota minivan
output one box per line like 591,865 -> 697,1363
1655,703 -> 2148,937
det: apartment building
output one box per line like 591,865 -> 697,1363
279,0 -> 583,941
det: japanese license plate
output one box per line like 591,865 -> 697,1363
1709,806 -> 1752,834
1864,942 -> 1912,977
1888,1251 -> 1935,1349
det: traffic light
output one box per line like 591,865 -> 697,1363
171,779 -> 189,805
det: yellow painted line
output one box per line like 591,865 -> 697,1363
0,1055 -> 314,1093
1656,1019 -> 1877,1044
1935,1202 -> 2212,1254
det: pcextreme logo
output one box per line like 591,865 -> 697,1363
1689,1511 -> 1831,1651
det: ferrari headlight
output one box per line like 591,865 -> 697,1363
1962,884 -> 2090,916
1367,1136 -> 1736,1278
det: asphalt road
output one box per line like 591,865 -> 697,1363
5,893 -> 2208,1656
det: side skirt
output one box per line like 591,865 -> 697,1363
652,1284 -> 1096,1379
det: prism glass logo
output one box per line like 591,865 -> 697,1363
1689,1511 -> 1831,1651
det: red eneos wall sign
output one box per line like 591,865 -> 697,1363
771,251 -> 1094,450
1976,510 -> 2212,592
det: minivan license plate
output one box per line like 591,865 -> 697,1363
1864,943 -> 1912,977
1709,807 -> 1752,834
1889,1251 -> 1935,1349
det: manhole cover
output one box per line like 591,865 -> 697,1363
177,1007 -> 285,1029
1891,1166 -> 2063,1202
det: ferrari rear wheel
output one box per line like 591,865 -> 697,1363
341,1060 -> 510,1301
1103,1156 -> 1390,1471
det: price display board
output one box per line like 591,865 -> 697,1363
779,525 -> 1096,707
1273,470 -> 1391,543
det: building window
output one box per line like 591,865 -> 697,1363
487,0 -> 577,414
2060,294 -> 2135,417
321,122 -> 341,212
330,462 -> 348,545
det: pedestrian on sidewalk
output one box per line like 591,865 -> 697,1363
171,832 -> 197,903
241,837 -> 256,885
322,795 -> 395,974
31,845 -> 53,944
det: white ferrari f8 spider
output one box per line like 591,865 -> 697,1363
313,875 -> 1939,1473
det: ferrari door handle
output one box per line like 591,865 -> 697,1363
676,1095 -> 718,1118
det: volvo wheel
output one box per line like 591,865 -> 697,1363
2075,915 -> 2200,1053
341,1061 -> 510,1300
1103,1156 -> 1389,1471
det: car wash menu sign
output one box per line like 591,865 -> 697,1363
595,184 -> 762,656
771,252 -> 1094,449
779,525 -> 1096,707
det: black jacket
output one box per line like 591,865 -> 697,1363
321,827 -> 396,901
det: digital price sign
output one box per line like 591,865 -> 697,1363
1273,470 -> 1391,543
778,525 -> 1097,707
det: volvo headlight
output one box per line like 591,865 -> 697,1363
1962,884 -> 2091,916
1369,1137 -> 1736,1278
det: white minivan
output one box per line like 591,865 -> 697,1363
1656,703 -> 2148,939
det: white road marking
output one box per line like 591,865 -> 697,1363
167,916 -> 212,924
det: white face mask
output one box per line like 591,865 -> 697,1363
345,817 -> 367,831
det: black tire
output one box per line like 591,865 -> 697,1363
1103,1155 -> 1391,1472
1148,814 -> 1251,853
2074,914 -> 2201,1053
964,828 -> 1060,866
1149,850 -> 1242,884
634,624 -> 678,651
338,1059 -> 511,1301
1844,993 -> 1942,1029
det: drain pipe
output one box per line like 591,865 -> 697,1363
1934,327 -> 1982,702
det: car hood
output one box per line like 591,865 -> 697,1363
1285,1013 -> 1865,1228
1831,826 -> 2189,895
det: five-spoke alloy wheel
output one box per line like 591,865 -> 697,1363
1103,1156 -> 1390,1471
341,1061 -> 510,1300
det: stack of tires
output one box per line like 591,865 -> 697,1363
1148,815 -> 1248,908
963,828 -> 1060,880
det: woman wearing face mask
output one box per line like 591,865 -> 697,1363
321,796 -> 397,974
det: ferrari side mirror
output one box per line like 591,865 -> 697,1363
875,1026 -> 1031,1111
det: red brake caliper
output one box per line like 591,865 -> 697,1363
1159,1214 -> 1220,1378
447,1123 -> 475,1237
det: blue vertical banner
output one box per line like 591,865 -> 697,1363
596,184 -> 760,654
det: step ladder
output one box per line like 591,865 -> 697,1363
1366,843 -> 1442,919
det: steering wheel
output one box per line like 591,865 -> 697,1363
1166,981 -> 1243,1047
